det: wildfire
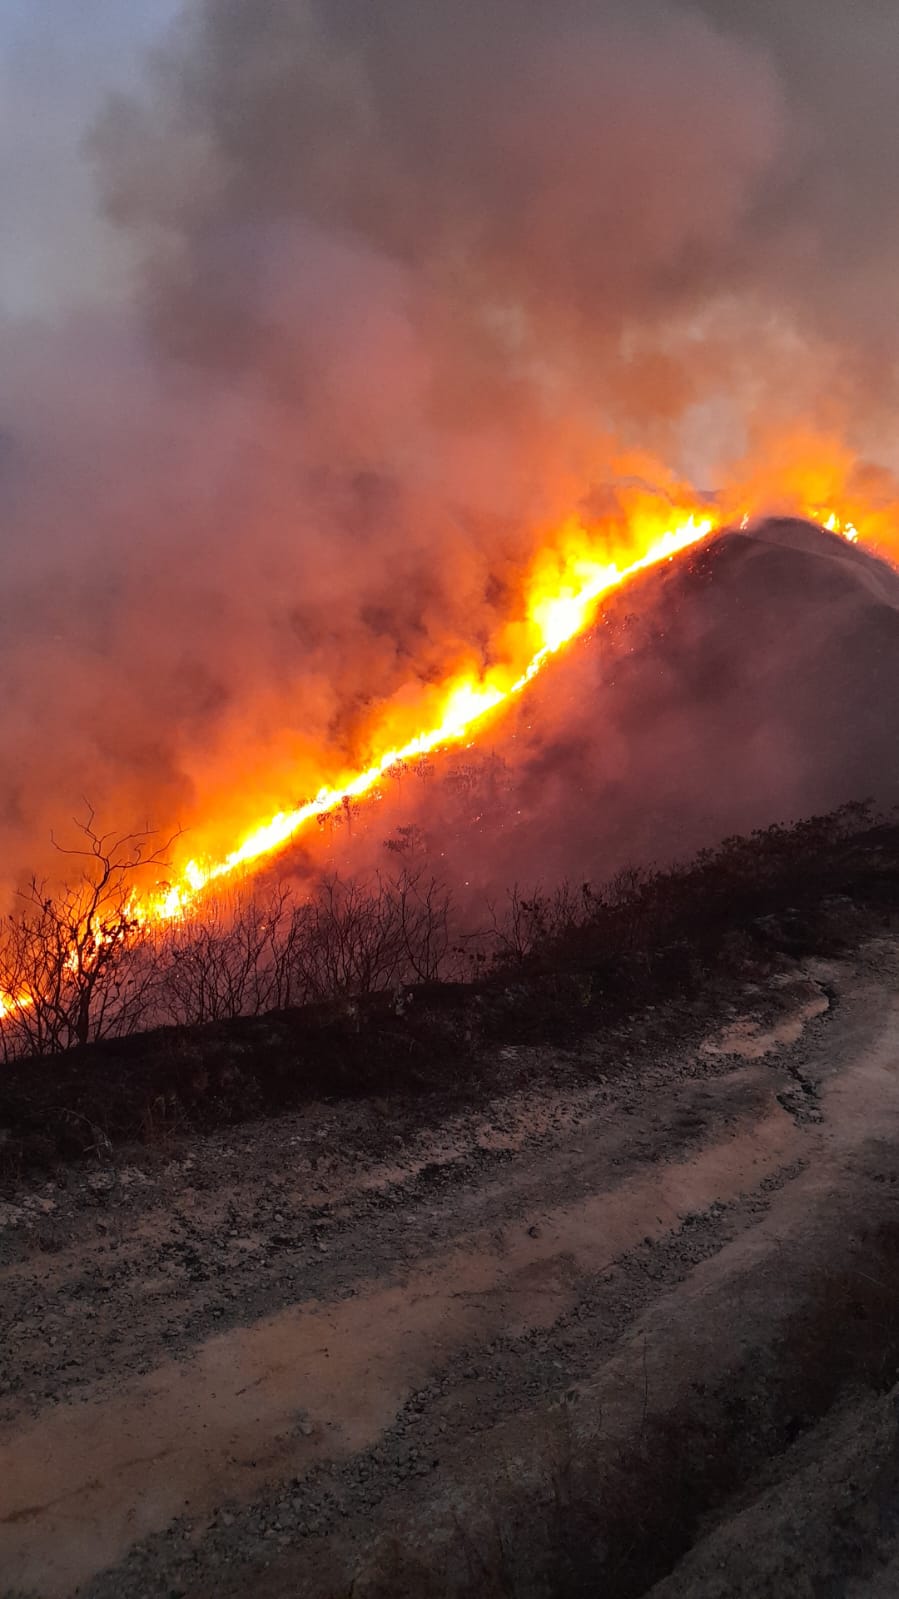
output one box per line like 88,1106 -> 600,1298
1,494 -> 881,982
147,509 -> 717,918
144,497 -> 876,922
823,512 -> 859,542
4,503 -> 725,1021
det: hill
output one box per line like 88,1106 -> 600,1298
315,519 -> 899,895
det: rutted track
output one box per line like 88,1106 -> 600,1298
2,941 -> 899,1597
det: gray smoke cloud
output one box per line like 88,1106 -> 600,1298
93,0 -> 899,425
94,0 -> 786,426
2,0 -> 899,894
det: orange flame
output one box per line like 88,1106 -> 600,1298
1,488 -> 884,1027
148,507 -> 719,918
147,479 -> 883,920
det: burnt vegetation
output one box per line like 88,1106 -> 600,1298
0,800 -> 897,1174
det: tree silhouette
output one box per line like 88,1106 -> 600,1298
0,807 -> 177,1055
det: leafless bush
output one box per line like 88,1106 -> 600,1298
161,883 -> 297,1025
0,854 -> 459,1055
394,869 -> 454,982
0,810 -> 175,1057
288,868 -> 454,999
582,864 -> 654,953
4,800 -> 880,1060
289,876 -> 404,999
143,868 -> 457,1027
486,881 -> 588,968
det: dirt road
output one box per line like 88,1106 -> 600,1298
2,939 -> 899,1596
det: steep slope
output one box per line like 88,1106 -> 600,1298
305,519 -> 899,894
502,517 -> 899,869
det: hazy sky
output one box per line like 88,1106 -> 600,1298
0,0 -> 180,316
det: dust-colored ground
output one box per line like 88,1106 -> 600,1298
2,940 -> 899,1596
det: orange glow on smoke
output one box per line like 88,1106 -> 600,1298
143,491 -> 875,923
1,422 -> 893,1030
2,464 -> 888,1037
145,507 -> 716,919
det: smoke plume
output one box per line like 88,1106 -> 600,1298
2,0 -> 899,894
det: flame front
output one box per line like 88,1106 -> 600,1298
2,488 -> 882,981
149,497 -> 876,921
0,495 -> 700,1024
153,490 -> 880,921
146,508 -> 721,919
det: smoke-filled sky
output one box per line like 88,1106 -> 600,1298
2,0 -> 899,895
0,1 -> 182,316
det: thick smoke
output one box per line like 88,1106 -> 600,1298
262,520 -> 899,905
2,1 -> 899,894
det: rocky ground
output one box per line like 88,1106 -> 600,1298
2,933 -> 899,1597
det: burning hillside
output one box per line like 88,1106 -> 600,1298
5,0 -> 899,911
144,501 -> 871,920
148,498 -> 718,917
10,7 -> 899,1597
5,0 -> 899,1034
194,515 -> 899,907
1,511 -> 894,1050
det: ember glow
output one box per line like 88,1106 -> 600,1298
6,0 -> 899,1048
0,494 -> 883,1028
147,510 -> 711,917
144,500 -> 866,923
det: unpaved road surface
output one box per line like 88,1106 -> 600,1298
3,940 -> 899,1596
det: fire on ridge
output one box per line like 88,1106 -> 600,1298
0,499 -> 868,1023
146,503 -> 860,923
